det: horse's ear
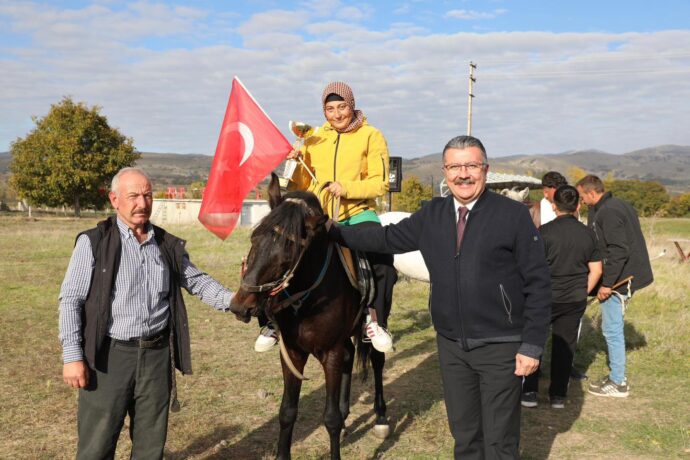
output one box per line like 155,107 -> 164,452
519,187 -> 529,201
500,188 -> 509,195
305,214 -> 328,234
268,173 -> 282,209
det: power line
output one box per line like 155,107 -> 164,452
480,68 -> 690,79
475,50 -> 690,67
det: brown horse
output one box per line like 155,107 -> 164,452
229,174 -> 387,460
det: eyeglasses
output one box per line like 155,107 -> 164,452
442,162 -> 487,174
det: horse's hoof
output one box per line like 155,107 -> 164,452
373,424 -> 390,439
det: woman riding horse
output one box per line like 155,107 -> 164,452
255,81 -> 397,354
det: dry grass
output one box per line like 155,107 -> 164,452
0,215 -> 689,459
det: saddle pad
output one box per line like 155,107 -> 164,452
335,244 -> 375,307
336,244 -> 358,287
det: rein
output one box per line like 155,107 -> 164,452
274,241 -> 335,381
240,198 -> 313,295
318,182 -> 341,221
240,243 -> 307,296
272,243 -> 334,313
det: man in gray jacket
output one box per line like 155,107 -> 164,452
576,175 -> 653,398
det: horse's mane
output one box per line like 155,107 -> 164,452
251,190 -> 325,263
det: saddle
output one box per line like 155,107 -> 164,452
321,187 -> 375,308
335,244 -> 375,308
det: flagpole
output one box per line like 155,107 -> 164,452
233,76 -> 282,131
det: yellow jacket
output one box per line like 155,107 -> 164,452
289,119 -> 390,221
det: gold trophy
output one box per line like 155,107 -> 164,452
279,121 -> 319,188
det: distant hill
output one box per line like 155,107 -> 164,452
2,145 -> 689,193
133,152 -> 214,186
0,152 -> 215,189
403,145 -> 690,193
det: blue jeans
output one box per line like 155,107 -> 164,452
600,294 -> 628,384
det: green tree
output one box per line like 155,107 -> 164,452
662,193 -> 690,217
607,180 -> 669,217
394,175 -> 432,212
189,181 -> 206,199
566,166 -> 588,185
9,97 -> 138,216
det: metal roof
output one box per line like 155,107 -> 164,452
486,172 -> 542,189
439,172 -> 542,197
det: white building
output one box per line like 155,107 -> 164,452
150,199 -> 271,228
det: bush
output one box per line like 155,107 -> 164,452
661,193 -> 690,217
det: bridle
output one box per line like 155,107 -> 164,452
239,197 -> 324,301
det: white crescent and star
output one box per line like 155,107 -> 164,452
223,121 -> 254,166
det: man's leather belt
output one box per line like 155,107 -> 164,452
112,328 -> 169,349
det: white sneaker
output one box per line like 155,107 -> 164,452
254,323 -> 278,352
366,320 -> 393,353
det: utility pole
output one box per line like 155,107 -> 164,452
467,61 -> 477,135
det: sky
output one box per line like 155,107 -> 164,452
1,0 -> 689,158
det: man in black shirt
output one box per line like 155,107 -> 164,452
522,185 -> 602,409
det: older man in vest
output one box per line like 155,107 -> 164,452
59,167 -> 234,459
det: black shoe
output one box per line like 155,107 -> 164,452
570,366 -> 588,381
521,392 -> 538,408
550,396 -> 566,409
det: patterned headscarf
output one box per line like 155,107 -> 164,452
321,81 -> 365,133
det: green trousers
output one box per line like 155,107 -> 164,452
77,337 -> 171,460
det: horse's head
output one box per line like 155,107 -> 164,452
229,173 -> 327,322
500,186 -> 530,202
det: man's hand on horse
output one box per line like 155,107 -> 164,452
326,182 -> 343,198
514,353 -> 539,376
63,360 -> 89,389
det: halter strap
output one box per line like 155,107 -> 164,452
270,243 -> 334,313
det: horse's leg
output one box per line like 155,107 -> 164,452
322,346 -> 345,460
277,348 -> 308,460
339,338 -> 355,426
370,349 -> 390,438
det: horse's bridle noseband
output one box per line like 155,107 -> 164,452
239,197 -> 318,297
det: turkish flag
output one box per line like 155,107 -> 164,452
199,77 -> 291,239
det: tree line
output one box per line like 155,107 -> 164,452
6,97 -> 690,218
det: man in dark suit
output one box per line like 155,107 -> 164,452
328,135 -> 551,459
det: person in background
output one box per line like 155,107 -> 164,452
576,174 -> 653,398
60,167 -> 234,459
538,171 -> 590,381
254,81 -> 397,353
328,135 -> 551,459
521,185 -> 602,409
539,171 -> 568,226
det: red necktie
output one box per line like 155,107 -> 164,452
457,206 -> 469,250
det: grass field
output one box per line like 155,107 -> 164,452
0,215 -> 688,459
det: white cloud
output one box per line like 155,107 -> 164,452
236,10 -> 308,36
446,9 -> 507,20
1,2 -> 689,160
337,6 -> 370,21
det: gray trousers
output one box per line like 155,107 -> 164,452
77,337 -> 171,460
437,335 -> 522,460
